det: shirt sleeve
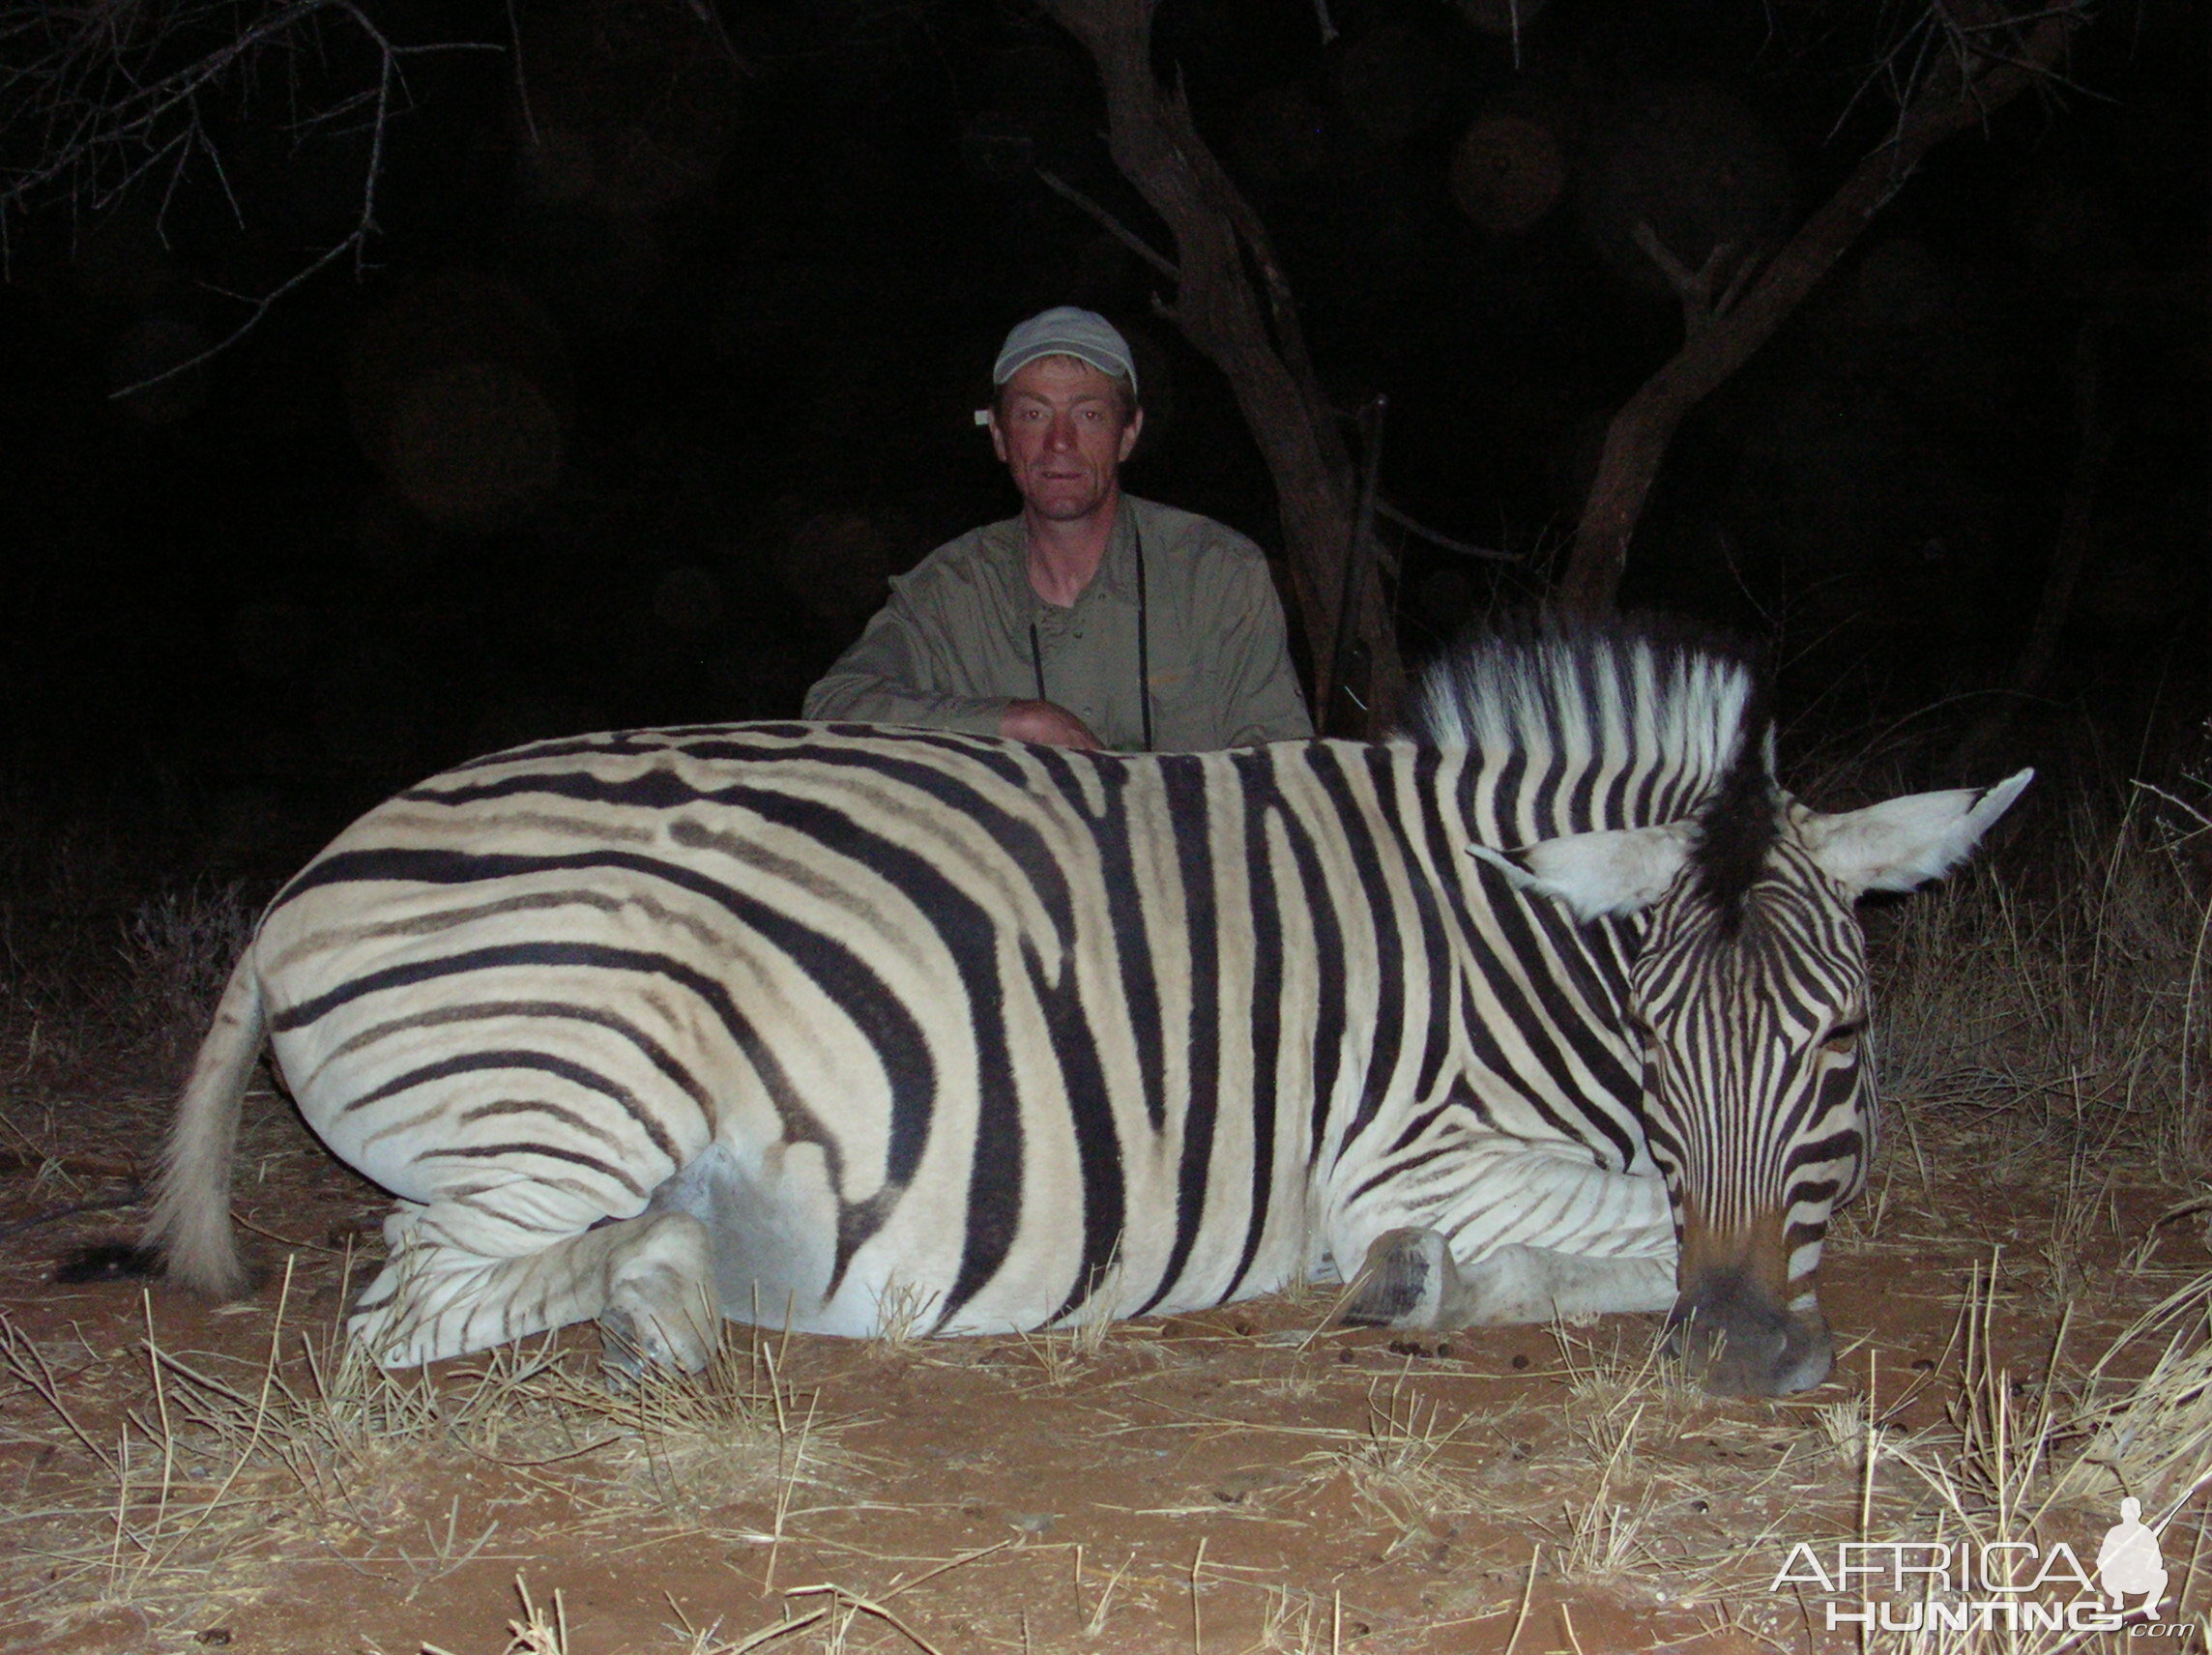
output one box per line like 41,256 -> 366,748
801,574 -> 1010,738
1204,541 -> 1315,746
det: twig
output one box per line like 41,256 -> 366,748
1502,1542 -> 1539,1655
1375,500 -> 1518,563
736,1583 -> 946,1655
1191,1534 -> 1208,1655
168,1254 -> 293,1552
1033,165 -> 1179,280
0,1186 -> 146,1241
233,1213 -> 345,1255
0,1316 -> 121,1472
1,0 -> 500,374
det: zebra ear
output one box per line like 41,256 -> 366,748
1800,769 -> 2033,897
1468,824 -> 1696,922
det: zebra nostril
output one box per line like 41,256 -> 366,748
1667,1281 -> 1831,1396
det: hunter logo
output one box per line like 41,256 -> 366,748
1770,1498 -> 2193,1636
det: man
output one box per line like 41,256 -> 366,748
802,307 -> 1312,750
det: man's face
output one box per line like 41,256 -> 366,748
990,356 -> 1143,525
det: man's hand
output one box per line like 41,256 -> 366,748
1000,699 -> 1102,750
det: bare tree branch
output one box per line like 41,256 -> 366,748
1376,500 -> 1518,564
0,0 -> 499,386
1034,164 -> 1179,280
1556,0 -> 2095,618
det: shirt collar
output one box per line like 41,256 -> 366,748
1002,496 -> 1147,612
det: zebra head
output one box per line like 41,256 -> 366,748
1477,746 -> 2031,1396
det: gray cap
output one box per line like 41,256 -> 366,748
992,306 -> 1139,397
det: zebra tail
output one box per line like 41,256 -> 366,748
140,949 -> 265,1299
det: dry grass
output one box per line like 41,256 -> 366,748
1309,1372 -> 1478,1543
1874,786 -> 2212,1178
2047,1275 -> 2212,1521
1,820 -> 261,1088
0,1265 -> 839,1644
414,1576 -> 571,1655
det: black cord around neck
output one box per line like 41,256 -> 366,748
1134,514 -> 1152,752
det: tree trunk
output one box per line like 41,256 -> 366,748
1557,1 -> 2092,618
1043,0 -> 1405,735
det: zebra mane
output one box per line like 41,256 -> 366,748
1406,611 -> 1756,770
1689,714 -> 1781,932
1407,614 -> 1782,913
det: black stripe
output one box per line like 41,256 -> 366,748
415,1140 -> 643,1192
1266,755 -> 1346,1168
1626,755 -> 1666,826
1137,757 -> 1220,1317
1384,1095 -> 1455,1158
461,1096 -> 619,1135
1783,1205 -> 1832,1251
1027,938 -> 1126,1326
1220,751 -> 1285,1303
1487,746 -> 1526,839
339,1049 -> 679,1163
1312,749 -> 1405,1150
1350,1140 -> 1463,1205
410,764 -> 709,813
1598,749 -> 1635,829
1527,749 -> 1566,841
1404,748 -> 1459,1105
1783,1129 -> 1862,1176
1451,752 -> 1479,836
328,1000 -> 716,1118
1045,755 -> 1164,1132
1564,745 -> 1604,833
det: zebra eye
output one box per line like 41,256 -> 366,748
1821,1020 -> 1866,1059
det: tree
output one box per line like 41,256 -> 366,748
1557,0 -> 2094,617
1039,0 -> 1406,737
0,0 -> 499,385
0,0 -> 743,393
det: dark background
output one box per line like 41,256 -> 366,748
2,0 -> 2204,882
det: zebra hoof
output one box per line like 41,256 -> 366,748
600,1213 -> 717,1374
1341,1228 -> 1467,1328
596,1292 -> 714,1375
597,1308 -> 653,1380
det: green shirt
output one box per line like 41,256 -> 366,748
801,496 -> 1313,751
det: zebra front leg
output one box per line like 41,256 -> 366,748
1333,1139 -> 1675,1330
1343,1231 -> 1674,1328
351,1203 -> 717,1370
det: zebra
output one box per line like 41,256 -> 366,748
145,620 -> 2028,1395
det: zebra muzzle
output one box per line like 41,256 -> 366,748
1665,1270 -> 1833,1396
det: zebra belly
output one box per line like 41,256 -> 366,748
643,1142 -> 858,1334
645,1138 -> 1310,1339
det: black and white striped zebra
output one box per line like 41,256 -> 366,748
146,621 -> 2026,1394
